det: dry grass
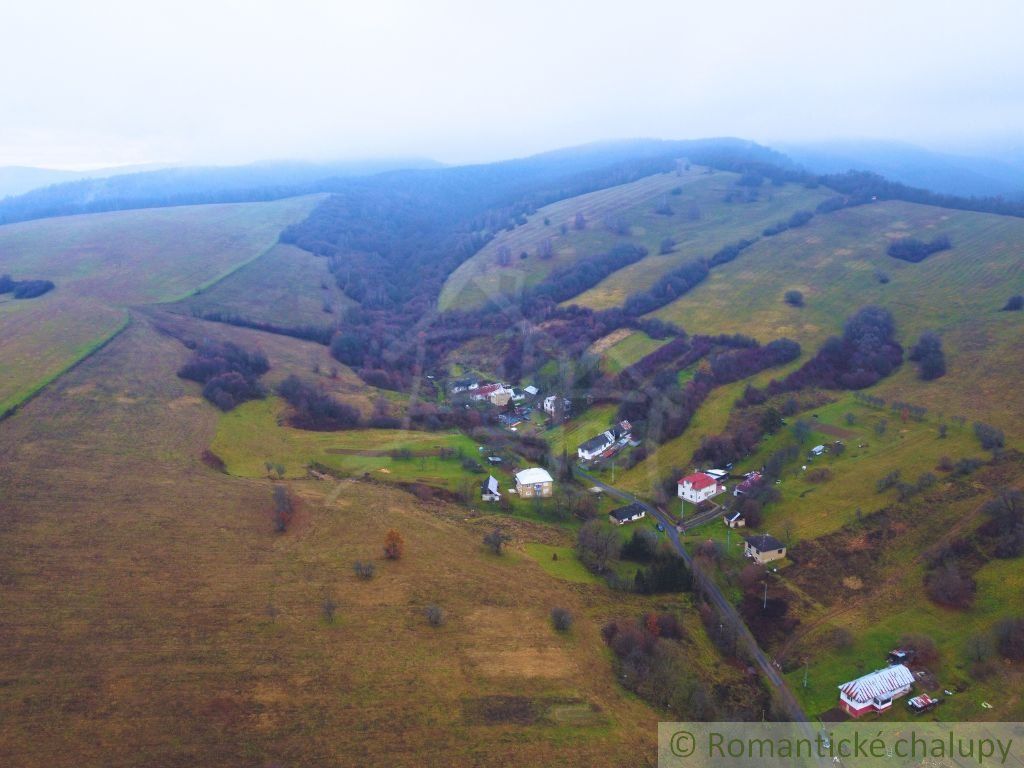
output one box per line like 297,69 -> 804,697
0,319 -> 667,767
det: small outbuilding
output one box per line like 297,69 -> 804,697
481,475 -> 501,502
724,511 -> 746,528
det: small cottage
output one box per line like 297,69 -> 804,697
481,476 -> 501,502
609,502 -> 646,526
724,511 -> 746,528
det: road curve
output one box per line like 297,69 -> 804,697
576,468 -> 814,728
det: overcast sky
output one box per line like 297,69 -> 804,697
2,0 -> 1022,168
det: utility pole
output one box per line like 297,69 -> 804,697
763,581 -> 768,610
803,662 -> 809,689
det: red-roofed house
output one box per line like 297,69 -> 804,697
677,472 -> 726,504
838,664 -> 915,717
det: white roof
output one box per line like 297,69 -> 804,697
704,469 -> 729,479
515,467 -> 553,485
483,476 -> 500,494
524,385 -> 539,395
812,445 -> 825,452
838,665 -> 915,704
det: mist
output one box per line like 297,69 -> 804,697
2,0 -> 1022,168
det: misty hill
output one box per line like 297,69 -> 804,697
0,163 -> 167,200
0,157 -> 441,224
781,140 -> 1024,199
0,139 -> 785,226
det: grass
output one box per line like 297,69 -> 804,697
174,241 -> 353,327
738,396 -> 981,541
650,199 -> 1024,442
0,318 -> 667,767
438,167 -> 709,311
0,196 -> 321,417
547,404 -> 620,455
524,544 -> 603,584
590,329 -> 669,374
213,396 -> 483,486
785,557 -> 1024,721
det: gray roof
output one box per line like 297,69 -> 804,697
578,431 -> 613,453
745,533 -> 785,551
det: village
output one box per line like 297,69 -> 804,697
449,373 -> 966,721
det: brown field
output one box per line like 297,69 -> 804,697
0,317 -> 674,767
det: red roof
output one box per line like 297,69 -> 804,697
678,472 -> 717,490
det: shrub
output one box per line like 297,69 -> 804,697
384,529 -> 404,560
908,331 -> 946,380
551,607 -> 573,632
973,422 -> 1005,451
272,485 -> 293,533
784,290 -> 804,307
995,617 -> 1024,660
1002,295 -> 1023,311
322,598 -> 338,623
353,561 -> 375,580
483,528 -> 510,555
425,605 -> 446,627
925,562 -> 976,609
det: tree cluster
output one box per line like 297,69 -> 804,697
277,375 -> 361,430
177,340 -> 269,411
886,234 -> 952,263
908,331 -> 946,380
0,275 -> 55,299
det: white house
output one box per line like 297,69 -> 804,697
450,378 -> 479,393
677,472 -> 726,504
543,395 -> 571,416
838,665 -> 915,717
481,476 -> 501,502
577,422 -> 632,461
514,467 -> 553,498
609,503 -> 646,525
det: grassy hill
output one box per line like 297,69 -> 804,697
648,199 -> 1024,440
0,196 -> 322,416
439,168 -> 832,313
173,241 -> 353,329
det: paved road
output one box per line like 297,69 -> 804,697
577,468 -> 817,733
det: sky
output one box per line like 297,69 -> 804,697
2,0 -> 1022,168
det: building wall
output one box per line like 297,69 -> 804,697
517,481 -> 552,498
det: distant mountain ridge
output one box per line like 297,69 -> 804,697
780,140 -> 1024,200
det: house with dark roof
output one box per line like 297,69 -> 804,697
577,422 -> 632,461
609,502 -> 646,526
743,533 -> 786,564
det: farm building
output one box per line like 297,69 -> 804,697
724,511 -> 746,528
514,467 -> 553,498
743,533 -> 786,564
481,476 -> 501,502
609,502 -> 646,525
838,664 -> 915,717
677,472 -> 726,504
810,444 -> 826,457
733,472 -> 762,496
523,385 -> 539,396
450,378 -> 479,393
